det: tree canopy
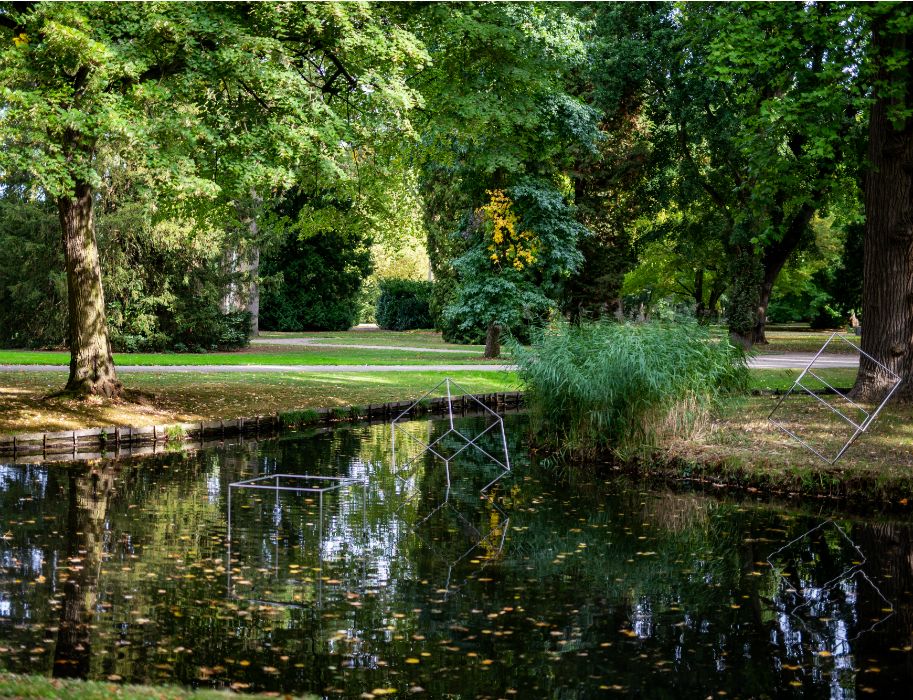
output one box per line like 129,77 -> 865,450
1,1 -> 912,391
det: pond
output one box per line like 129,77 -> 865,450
0,413 -> 911,698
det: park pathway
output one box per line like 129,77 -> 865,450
0,352 -> 858,373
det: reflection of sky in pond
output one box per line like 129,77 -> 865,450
0,414 -> 910,698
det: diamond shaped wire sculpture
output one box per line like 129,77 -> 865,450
401,483 -> 510,597
391,377 -> 511,492
768,332 -> 902,464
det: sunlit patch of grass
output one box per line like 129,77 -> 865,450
665,393 -> 913,488
0,346 -> 503,366
750,368 -> 858,392
0,370 -> 519,434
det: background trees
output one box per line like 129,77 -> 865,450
3,1 -> 913,394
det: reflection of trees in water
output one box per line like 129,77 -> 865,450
53,466 -> 117,679
2,415 -> 913,697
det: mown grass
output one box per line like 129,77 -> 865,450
664,391 -> 913,499
0,346 -> 502,366
760,329 -> 859,354
0,673 -> 316,700
0,370 -> 519,434
749,368 -> 858,392
258,329 -> 485,350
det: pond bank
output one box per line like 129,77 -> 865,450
637,394 -> 913,509
0,392 -> 524,464
0,673 -> 317,699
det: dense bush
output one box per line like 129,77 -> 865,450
260,230 -> 372,332
375,279 -> 434,330
0,196 -> 251,351
513,321 -> 748,460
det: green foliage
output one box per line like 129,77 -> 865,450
0,194 -> 250,351
260,230 -> 372,332
0,195 -> 67,348
514,321 -> 748,460
279,409 -> 321,429
443,181 -> 586,342
375,279 -> 434,331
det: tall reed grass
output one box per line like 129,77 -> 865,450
513,321 -> 748,461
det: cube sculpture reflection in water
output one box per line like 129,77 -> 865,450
767,332 -> 902,464
391,377 -> 511,492
225,474 -> 367,608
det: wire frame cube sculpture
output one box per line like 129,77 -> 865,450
226,474 -> 366,608
768,332 -> 902,464
391,377 -> 511,492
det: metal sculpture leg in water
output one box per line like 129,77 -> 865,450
768,332 -> 901,464
391,377 -> 511,491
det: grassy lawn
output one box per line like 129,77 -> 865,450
759,328 -> 859,354
0,673 -> 315,699
749,367 -> 857,392
0,346 -> 505,366
666,391 -> 913,494
258,328 -> 485,351
0,370 -> 519,434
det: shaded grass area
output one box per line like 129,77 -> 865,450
0,370 -> 519,434
760,329 -> 859,354
258,329 -> 485,350
0,346 -> 502,366
0,674 -> 315,699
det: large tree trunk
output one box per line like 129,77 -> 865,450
58,184 -> 121,397
852,9 -> 913,403
484,322 -> 501,359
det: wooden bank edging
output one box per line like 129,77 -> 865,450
0,392 -> 525,463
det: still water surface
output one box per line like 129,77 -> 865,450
0,414 -> 911,698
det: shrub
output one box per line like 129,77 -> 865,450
375,279 -> 433,330
260,230 -> 372,332
513,321 -> 748,461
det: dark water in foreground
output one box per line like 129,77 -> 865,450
0,414 -> 911,698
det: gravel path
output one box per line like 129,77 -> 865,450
747,353 -> 858,369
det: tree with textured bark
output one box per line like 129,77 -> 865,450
852,4 -> 913,402
0,2 -> 423,395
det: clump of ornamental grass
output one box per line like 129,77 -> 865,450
512,320 -> 748,461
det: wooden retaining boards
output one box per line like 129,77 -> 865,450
0,392 -> 524,463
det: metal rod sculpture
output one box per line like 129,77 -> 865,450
768,332 -> 901,464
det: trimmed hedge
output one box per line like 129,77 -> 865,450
375,279 -> 433,330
